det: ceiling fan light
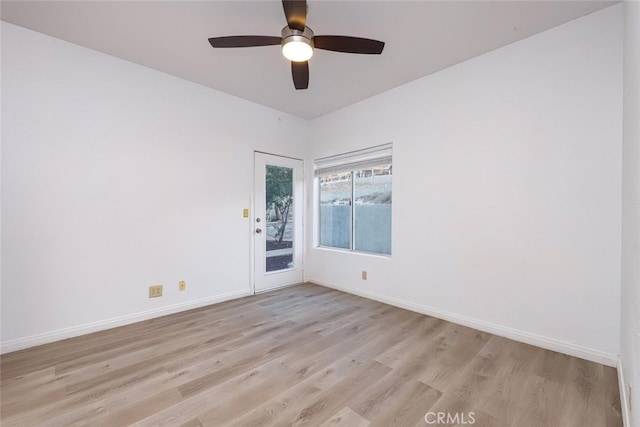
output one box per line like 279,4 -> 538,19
281,26 -> 314,62
282,39 -> 313,62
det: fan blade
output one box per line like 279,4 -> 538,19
282,0 -> 307,32
291,61 -> 309,90
208,36 -> 281,48
314,36 -> 385,54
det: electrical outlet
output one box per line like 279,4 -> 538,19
179,280 -> 186,291
361,271 -> 368,280
149,285 -> 163,298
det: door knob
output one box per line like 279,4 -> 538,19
256,228 -> 262,234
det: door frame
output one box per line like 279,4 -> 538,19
252,151 -> 304,294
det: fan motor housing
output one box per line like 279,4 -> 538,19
281,26 -> 315,49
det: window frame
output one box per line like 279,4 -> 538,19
314,143 -> 392,256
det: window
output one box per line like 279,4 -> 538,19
315,144 -> 392,255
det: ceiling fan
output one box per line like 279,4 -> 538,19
208,0 -> 385,90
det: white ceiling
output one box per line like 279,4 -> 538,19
1,0 -> 617,119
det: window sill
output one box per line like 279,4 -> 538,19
313,245 -> 392,259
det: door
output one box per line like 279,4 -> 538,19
254,152 -> 304,292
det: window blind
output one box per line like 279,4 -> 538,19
314,143 -> 392,176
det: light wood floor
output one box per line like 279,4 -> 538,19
1,283 -> 621,426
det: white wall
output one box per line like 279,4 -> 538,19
621,1 -> 640,424
1,23 -> 307,352
1,5 -> 626,370
306,5 -> 623,365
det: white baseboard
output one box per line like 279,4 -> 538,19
3,280 -> 620,370
0,289 -> 251,355
309,279 -> 618,367
618,357 -> 631,427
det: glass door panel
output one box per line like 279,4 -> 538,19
265,165 -> 294,272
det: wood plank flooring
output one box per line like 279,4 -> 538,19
1,283 -> 622,426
